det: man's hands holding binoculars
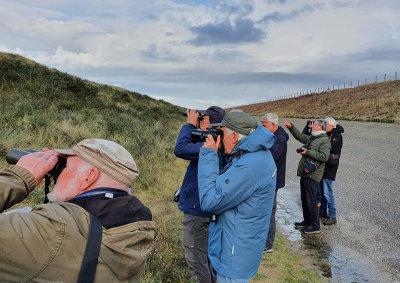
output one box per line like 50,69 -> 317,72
203,135 -> 221,151
16,150 -> 59,185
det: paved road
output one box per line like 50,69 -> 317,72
278,118 -> 400,282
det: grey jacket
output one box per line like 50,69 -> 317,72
289,125 -> 331,182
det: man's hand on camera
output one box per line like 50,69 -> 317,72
300,148 -> 307,155
202,135 -> 220,151
187,109 -> 199,127
282,121 -> 292,128
16,151 -> 59,185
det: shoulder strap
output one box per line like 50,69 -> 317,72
77,213 -> 103,283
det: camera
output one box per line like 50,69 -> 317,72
6,148 -> 67,178
182,109 -> 204,121
296,145 -> 310,153
191,128 -> 223,142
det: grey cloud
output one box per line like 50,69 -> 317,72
216,2 -> 254,17
258,3 -> 324,24
188,18 -> 266,46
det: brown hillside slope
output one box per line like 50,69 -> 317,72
227,80 -> 400,123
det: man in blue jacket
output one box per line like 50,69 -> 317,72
174,106 -> 225,283
261,113 -> 289,253
198,111 -> 277,282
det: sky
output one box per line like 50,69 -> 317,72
1,0 -> 399,109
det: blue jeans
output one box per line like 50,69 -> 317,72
217,274 -> 249,283
319,179 -> 336,218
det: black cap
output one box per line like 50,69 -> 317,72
198,106 -> 226,124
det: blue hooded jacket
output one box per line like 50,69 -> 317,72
198,126 -> 277,279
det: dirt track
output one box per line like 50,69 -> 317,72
278,118 -> 400,282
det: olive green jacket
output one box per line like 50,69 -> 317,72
289,125 -> 331,182
0,165 -> 156,282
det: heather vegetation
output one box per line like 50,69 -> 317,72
0,52 -> 323,282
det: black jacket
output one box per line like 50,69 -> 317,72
322,124 -> 344,180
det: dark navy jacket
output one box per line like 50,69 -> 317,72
270,126 -> 289,189
174,124 -> 209,217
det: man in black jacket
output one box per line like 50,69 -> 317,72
319,117 -> 344,225
261,113 -> 289,252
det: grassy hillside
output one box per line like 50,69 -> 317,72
0,52 -> 193,281
228,80 -> 400,123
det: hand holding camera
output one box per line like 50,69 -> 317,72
296,145 -> 310,155
202,134 -> 221,151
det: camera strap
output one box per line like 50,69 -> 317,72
77,212 -> 103,283
43,175 -> 51,204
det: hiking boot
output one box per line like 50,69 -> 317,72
294,221 -> 309,229
323,217 -> 337,225
302,227 -> 321,234
263,248 -> 273,253
319,212 -> 328,219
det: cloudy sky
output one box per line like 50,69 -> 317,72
1,0 -> 399,109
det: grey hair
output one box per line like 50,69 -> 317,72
325,117 -> 338,128
226,127 -> 247,141
261,113 -> 279,125
316,119 -> 327,131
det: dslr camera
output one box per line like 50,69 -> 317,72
296,144 -> 310,153
191,128 -> 223,142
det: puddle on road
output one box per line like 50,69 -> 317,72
276,189 -> 372,282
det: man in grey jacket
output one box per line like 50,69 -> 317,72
283,120 -> 331,234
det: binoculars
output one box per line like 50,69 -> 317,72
6,148 -> 67,178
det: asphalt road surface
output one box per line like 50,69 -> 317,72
277,118 -> 400,282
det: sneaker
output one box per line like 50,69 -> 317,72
294,221 -> 309,229
263,248 -> 273,253
302,227 -> 321,234
323,217 -> 337,225
319,212 -> 328,219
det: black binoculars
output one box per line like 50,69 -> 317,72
6,148 -> 67,178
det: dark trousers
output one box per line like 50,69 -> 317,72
182,213 -> 214,283
300,177 -> 320,230
265,188 -> 278,249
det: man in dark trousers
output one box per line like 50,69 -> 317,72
261,113 -> 289,253
174,106 -> 225,283
319,117 -> 344,225
283,119 -> 331,234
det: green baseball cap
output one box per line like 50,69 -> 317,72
212,111 -> 257,135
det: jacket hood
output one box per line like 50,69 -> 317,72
335,124 -> 344,134
275,126 -> 289,141
236,125 -> 276,153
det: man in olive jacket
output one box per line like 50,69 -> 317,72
283,120 -> 331,234
0,139 -> 155,282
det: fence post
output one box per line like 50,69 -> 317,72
333,85 -> 334,90
358,80 -> 359,86
375,75 -> 377,83
384,74 -> 386,82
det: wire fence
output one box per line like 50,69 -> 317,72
234,71 -> 399,107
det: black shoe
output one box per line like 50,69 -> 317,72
294,221 -> 309,229
302,227 -> 321,234
319,212 -> 328,219
323,217 -> 337,225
